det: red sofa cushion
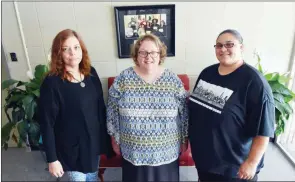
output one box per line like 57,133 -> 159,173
100,74 -> 194,167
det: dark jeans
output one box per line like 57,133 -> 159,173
198,171 -> 258,182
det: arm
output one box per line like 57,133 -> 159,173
176,77 -> 189,144
106,77 -> 121,145
238,136 -> 270,180
39,76 -> 59,163
246,136 -> 269,166
239,85 -> 275,179
90,66 -> 115,157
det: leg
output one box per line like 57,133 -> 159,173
122,159 -> 145,182
198,171 -> 258,182
154,159 -> 179,181
67,171 -> 87,181
122,158 -> 179,182
86,171 -> 99,182
197,171 -> 225,182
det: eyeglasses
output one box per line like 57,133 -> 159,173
138,51 -> 160,58
214,43 -> 235,49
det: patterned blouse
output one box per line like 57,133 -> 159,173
107,67 -> 189,166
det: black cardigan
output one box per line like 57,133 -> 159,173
39,67 -> 114,173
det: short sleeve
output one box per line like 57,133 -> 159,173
245,89 -> 275,138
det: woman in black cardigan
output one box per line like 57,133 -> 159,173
38,29 -> 113,181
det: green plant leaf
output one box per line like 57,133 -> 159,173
2,79 -> 18,90
34,65 -> 49,81
23,95 -> 37,121
273,93 -> 285,103
284,95 -> 294,103
25,82 -> 39,90
257,63 -> 263,73
265,73 -> 279,81
28,122 -> 40,146
17,120 -> 29,143
16,81 -> 28,87
22,95 -> 34,107
22,95 -> 37,121
1,122 -> 16,146
269,81 -> 295,98
278,75 -> 291,85
7,94 -> 25,105
275,114 -> 285,136
275,100 -> 293,115
12,108 -> 25,123
17,137 -> 23,148
31,89 -> 40,97
286,113 -> 290,120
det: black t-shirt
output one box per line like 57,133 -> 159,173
188,63 -> 275,178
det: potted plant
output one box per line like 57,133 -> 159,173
255,52 -> 295,136
1,64 -> 49,150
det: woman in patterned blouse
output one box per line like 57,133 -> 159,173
107,34 -> 189,182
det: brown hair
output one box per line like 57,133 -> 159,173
131,34 -> 167,66
48,29 -> 91,80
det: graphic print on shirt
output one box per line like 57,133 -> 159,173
190,79 -> 233,114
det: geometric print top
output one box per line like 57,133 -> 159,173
106,67 -> 189,166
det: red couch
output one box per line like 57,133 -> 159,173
98,74 -> 194,182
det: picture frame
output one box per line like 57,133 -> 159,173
114,4 -> 176,58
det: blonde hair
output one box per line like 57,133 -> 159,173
131,34 -> 167,65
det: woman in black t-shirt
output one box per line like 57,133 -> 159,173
188,29 -> 275,182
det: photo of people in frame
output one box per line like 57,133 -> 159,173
115,4 -> 175,58
124,15 -> 139,38
124,13 -> 168,39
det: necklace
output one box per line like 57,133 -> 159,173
72,73 -> 85,88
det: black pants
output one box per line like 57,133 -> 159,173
122,158 -> 179,182
198,171 -> 258,182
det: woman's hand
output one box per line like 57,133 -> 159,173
48,160 -> 64,178
237,160 -> 258,180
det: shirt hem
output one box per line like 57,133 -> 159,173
122,156 -> 179,166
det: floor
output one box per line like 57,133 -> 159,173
281,141 -> 295,161
2,143 -> 295,181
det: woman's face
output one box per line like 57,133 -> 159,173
215,33 -> 243,66
137,40 -> 160,71
61,36 -> 83,68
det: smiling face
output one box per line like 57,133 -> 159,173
61,36 -> 83,68
215,33 -> 243,66
137,40 -> 160,72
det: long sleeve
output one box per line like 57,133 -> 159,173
176,77 -> 189,144
90,67 -> 115,158
38,76 -> 59,163
106,76 -> 122,145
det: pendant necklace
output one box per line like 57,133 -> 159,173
73,73 -> 85,88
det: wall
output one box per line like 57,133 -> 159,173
2,2 -> 295,101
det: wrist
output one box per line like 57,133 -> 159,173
245,158 -> 259,166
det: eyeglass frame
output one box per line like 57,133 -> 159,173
138,51 -> 160,58
214,42 -> 239,49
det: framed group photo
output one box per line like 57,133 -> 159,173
114,4 -> 175,58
